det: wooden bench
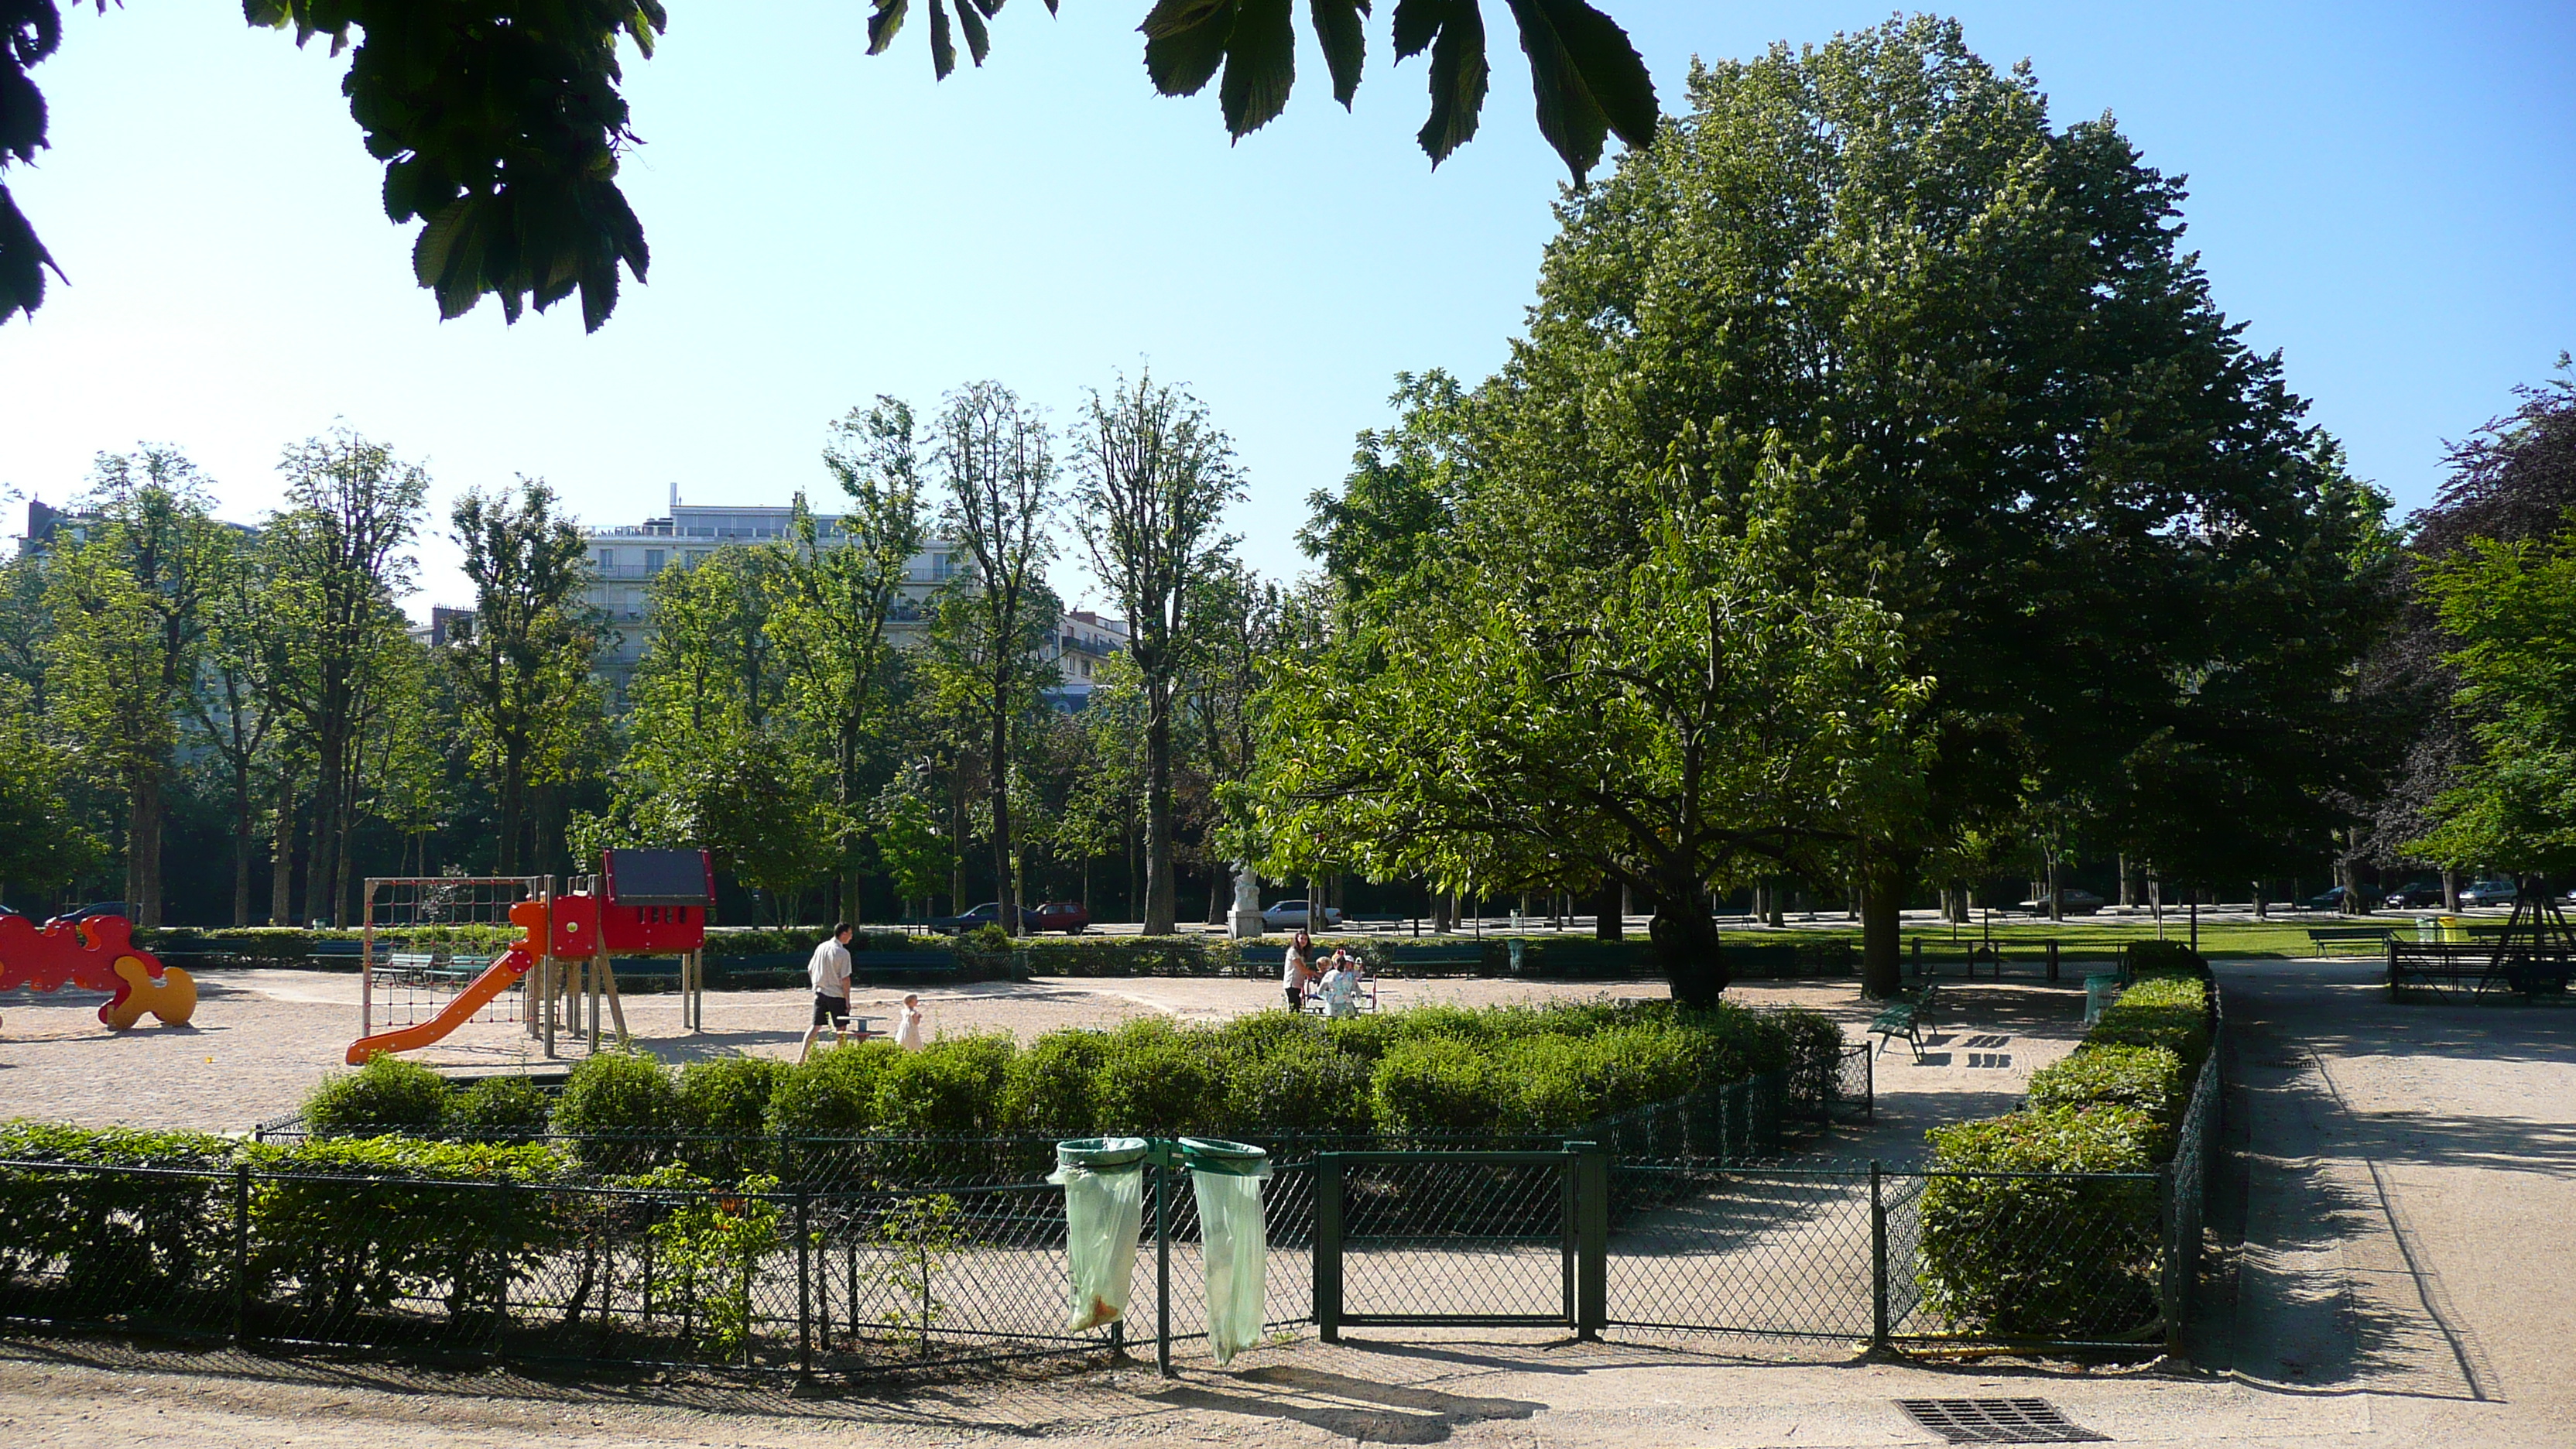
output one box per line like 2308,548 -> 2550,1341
1869,983 -> 1943,1061
1379,942 -> 1490,976
848,950 -> 960,981
2307,925 -> 2396,956
2389,942 -> 2574,999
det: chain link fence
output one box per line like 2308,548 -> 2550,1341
2,1031 -> 2219,1372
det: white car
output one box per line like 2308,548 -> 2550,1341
1261,899 -> 1342,930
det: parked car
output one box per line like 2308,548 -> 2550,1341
46,901 -> 130,927
2457,878 -> 2521,907
2305,886 -> 2365,910
927,902 -> 1040,934
1029,900 -> 1090,934
2382,879 -> 2446,909
1261,899 -> 1342,930
2016,887 -> 2105,916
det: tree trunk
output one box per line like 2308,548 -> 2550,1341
2118,853 -> 2136,909
269,773 -> 296,926
1432,886 -> 1453,933
1764,879 -> 1785,930
231,758 -> 255,927
949,762 -> 969,915
1858,858 -> 1910,999
1141,683 -> 1177,935
988,704 -> 1015,935
496,759 -> 525,875
2046,855 -> 2064,923
1647,885 -> 1727,1006
1595,879 -> 1624,941
2442,868 -> 2461,913
127,769 -> 165,927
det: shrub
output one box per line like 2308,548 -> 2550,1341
246,1137 -> 565,1326
677,1057 -> 786,1181
999,1029 -> 1108,1136
304,1054 -> 452,1136
552,1050 -> 684,1173
1009,935 -> 1230,977
1770,1008 -> 1852,1118
448,1076 -> 552,1139
872,1035 -> 1014,1136
766,1040 -> 899,1138
2090,977 -> 2212,1074
1094,1022 -> 1225,1137
2026,1044 -> 2187,1141
1915,1105 -> 2164,1340
1218,1037 -> 1374,1137
2123,939 -> 2211,981
1370,1037 -> 1508,1137
0,1124 -> 238,1302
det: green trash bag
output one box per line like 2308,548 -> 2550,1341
1180,1137 -> 1272,1365
1049,1137 -> 1149,1333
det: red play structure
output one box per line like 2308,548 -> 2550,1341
344,850 -> 712,1064
0,913 -> 198,1028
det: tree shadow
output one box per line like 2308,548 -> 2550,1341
1152,1364 -> 1543,1444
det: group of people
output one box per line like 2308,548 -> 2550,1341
1279,930 -> 1366,1018
800,922 -> 928,1061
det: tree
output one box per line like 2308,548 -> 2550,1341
185,524 -> 279,924
41,450 -> 229,925
774,399 -> 930,923
874,791 -> 954,922
1070,372 -> 1243,935
935,382 -> 1058,936
2410,518 -> 2576,875
0,677 -> 99,904
1255,502 -> 1929,1004
4,2 -> 1653,328
263,430 -> 426,923
446,478 -> 602,875
1396,17 -> 2384,995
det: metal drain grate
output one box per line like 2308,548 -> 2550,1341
1897,1398 -> 2107,1444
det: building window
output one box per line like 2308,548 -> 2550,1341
1080,658 -> 1091,677
596,548 -> 615,569
645,550 -> 665,571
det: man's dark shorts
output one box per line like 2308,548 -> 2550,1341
812,992 -> 851,1028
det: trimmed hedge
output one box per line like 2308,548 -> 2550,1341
1915,970 -> 2218,1341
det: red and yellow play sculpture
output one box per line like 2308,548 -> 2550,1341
0,913 -> 199,1028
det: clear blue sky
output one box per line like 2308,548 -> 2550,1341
2,2 -> 2570,615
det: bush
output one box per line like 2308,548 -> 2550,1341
872,1036 -> 1014,1136
246,1137 -> 565,1326
766,1040 -> 899,1137
447,1076 -> 552,1139
2026,1044 -> 2187,1142
1009,935 -> 1231,977
1093,1021 -> 1225,1136
676,1057 -> 786,1181
1915,1105 -> 2165,1340
1371,1036 -> 1509,1137
304,1054 -> 453,1136
2091,977 -> 2212,1074
2123,939 -> 2211,981
552,1050 -> 684,1173
999,1029 -> 1108,1136
0,1124 -> 238,1303
1218,1036 -> 1375,1137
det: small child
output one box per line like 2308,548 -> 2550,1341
1317,957 -> 1362,1019
894,992 -> 927,1051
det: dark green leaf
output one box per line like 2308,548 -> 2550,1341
1526,0 -> 1655,150
0,181 -> 62,324
1390,0 -> 1441,58
866,0 -> 909,56
1416,0 -> 1488,166
1310,0 -> 1367,108
927,0 -> 956,78
1219,0 -> 1295,138
954,0 -> 992,66
1142,0 -> 1234,98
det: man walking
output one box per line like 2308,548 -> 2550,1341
800,922 -> 856,1062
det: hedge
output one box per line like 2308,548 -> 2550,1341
1915,970 -> 2218,1341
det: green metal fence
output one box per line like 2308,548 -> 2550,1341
0,1034 -> 2225,1374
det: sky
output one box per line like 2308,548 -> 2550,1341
2,2 -> 2571,618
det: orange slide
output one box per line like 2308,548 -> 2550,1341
344,898 -> 547,1065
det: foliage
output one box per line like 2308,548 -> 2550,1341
551,1049 -> 684,1173
766,1040 -> 901,1137
632,1165 -> 783,1360
2411,517 -> 2576,872
448,1076 -> 553,1138
2089,978 -> 2213,1076
0,1122 -> 238,1302
304,1053 -> 455,1136
1915,1105 -> 2164,1341
2122,940 -> 2213,982
865,1191 -> 964,1345
245,1136 -> 566,1325
0,677 -> 100,896
998,1029 -> 1108,1136
2026,1046 -> 2188,1143
677,1055 -> 785,1180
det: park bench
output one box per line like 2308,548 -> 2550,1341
2307,925 -> 2395,956
1869,982 -> 1942,1060
1378,941 -> 1491,976
848,950 -> 959,981
1344,913 -> 1410,933
2389,941 -> 2574,1000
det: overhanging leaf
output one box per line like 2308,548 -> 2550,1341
1416,0 -> 1488,166
1507,0 -> 1655,177
1310,0 -> 1368,108
1219,0 -> 1295,138
1142,0 -> 1235,98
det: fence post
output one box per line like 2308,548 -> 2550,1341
1571,1142 -> 1608,1341
2047,940 -> 2060,981
1869,1160 -> 1889,1351
231,1162 -> 252,1345
796,1187 -> 814,1386
1155,1158 -> 1173,1378
2160,1165 -> 2183,1359
1314,1154 -> 1344,1344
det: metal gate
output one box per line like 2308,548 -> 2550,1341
1313,1146 -> 1609,1341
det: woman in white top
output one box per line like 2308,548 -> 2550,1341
1282,930 -> 1316,1012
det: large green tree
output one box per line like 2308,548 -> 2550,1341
2,2 -> 1652,327
2411,518 -> 2576,877
446,477 -> 601,874
1309,17 -> 2382,995
1070,372 -> 1242,936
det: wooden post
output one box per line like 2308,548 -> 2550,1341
596,943 -> 629,1045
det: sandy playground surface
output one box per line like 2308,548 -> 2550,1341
0,967 -> 2084,1138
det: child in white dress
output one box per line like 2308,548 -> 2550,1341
894,992 -> 927,1050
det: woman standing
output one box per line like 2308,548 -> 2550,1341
1281,930 -> 1317,1012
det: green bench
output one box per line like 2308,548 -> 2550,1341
1869,983 -> 1943,1061
2306,925 -> 2395,956
848,950 -> 959,981
1379,942 -> 1490,976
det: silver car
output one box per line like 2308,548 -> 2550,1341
1260,899 -> 1342,930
